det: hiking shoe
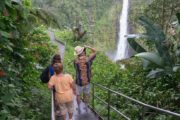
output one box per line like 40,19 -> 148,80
84,106 -> 88,112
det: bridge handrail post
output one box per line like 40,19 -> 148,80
141,106 -> 145,120
51,90 -> 55,120
107,90 -> 111,120
92,83 -> 95,110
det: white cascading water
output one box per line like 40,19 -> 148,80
115,0 -> 130,61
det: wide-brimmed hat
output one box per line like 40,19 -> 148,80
74,46 -> 85,56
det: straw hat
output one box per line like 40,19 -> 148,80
74,46 -> 85,56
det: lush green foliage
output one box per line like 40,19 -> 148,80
1,0 -> 179,120
0,0 -> 56,119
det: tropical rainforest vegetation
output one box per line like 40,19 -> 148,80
0,0 -> 179,120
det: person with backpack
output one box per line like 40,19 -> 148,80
73,45 -> 96,113
40,54 -> 62,117
48,63 -> 76,120
40,54 -> 62,83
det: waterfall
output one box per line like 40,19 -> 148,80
115,0 -> 130,61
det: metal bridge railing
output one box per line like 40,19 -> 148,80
51,90 -> 55,120
91,82 -> 180,120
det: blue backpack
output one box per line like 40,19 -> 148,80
40,65 -> 54,83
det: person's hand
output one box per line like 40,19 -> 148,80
84,45 -> 88,48
73,90 -> 76,95
48,83 -> 54,89
84,45 -> 91,49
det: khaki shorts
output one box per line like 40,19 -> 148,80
58,101 -> 74,115
76,84 -> 91,103
76,84 -> 91,95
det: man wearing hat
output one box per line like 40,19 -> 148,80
74,45 -> 96,113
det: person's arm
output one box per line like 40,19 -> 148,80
72,80 -> 76,95
48,83 -> 53,89
48,76 -> 54,89
68,75 -> 76,95
84,45 -> 97,61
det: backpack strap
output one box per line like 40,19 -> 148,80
49,66 -> 54,77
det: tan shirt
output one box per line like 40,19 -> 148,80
48,74 -> 73,103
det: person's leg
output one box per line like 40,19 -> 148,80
83,84 -> 91,112
67,101 -> 74,120
69,113 -> 73,120
83,84 -> 91,103
55,100 -> 62,117
76,84 -> 83,113
83,94 -> 90,112
58,103 -> 67,120
77,95 -> 81,106
53,90 -> 61,117
62,115 -> 66,120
